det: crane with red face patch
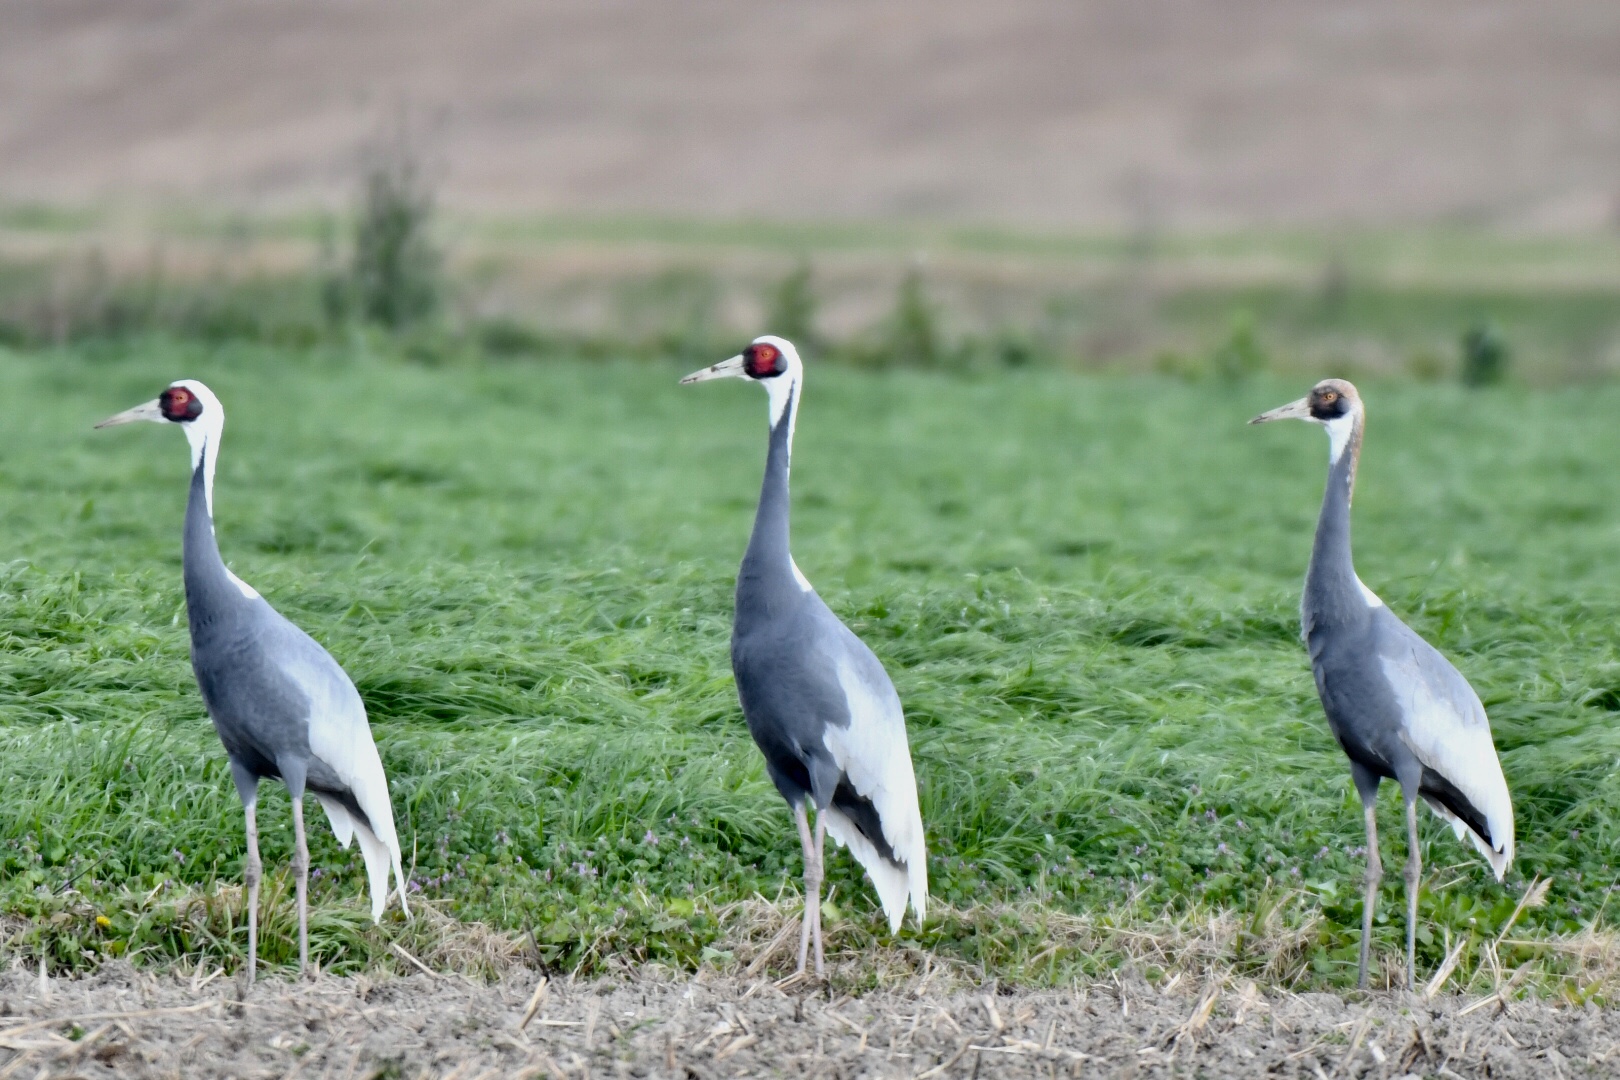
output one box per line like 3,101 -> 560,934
97,380 -> 409,985
681,336 -> 928,977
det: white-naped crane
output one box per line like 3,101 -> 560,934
98,380 -> 408,984
1252,379 -> 1514,990
682,336 -> 927,976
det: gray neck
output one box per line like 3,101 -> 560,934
736,384 -> 802,625
182,442 -> 249,635
1303,419 -> 1366,625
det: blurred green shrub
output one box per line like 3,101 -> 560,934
1461,321 -> 1510,386
882,268 -> 942,368
344,140 -> 442,330
764,261 -> 821,351
615,267 -> 721,364
1211,310 -> 1267,381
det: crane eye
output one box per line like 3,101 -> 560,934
1320,390 -> 1338,404
160,387 -> 204,422
745,343 -> 786,379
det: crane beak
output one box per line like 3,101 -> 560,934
94,399 -> 165,429
679,355 -> 746,385
1249,396 -> 1312,425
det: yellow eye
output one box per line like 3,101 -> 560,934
1321,390 -> 1338,403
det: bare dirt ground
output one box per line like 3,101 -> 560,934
4,1 -> 1620,230
2,962 -> 1616,1079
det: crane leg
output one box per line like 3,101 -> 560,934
243,801 -> 261,988
291,796 -> 310,976
1404,798 -> 1420,992
811,812 -> 827,978
792,803 -> 816,975
1358,802 -> 1382,990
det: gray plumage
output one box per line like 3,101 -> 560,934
683,336 -> 926,977
1254,379 -> 1513,991
99,380 -> 407,985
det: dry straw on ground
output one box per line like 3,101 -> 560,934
4,887 -> 1619,1076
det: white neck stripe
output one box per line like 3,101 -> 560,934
1324,413 -> 1356,464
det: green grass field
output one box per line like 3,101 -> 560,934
3,339 -> 1620,993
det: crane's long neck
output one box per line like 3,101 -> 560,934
181,427 -> 246,623
1304,413 -> 1365,619
737,376 -> 804,623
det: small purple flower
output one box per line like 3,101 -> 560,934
1314,846 -> 1330,860
643,830 -> 659,846
1204,809 -> 1218,823
1216,843 -> 1230,856
171,849 -> 185,864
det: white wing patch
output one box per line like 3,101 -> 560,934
790,557 -> 813,593
226,568 -> 261,600
279,630 -> 410,921
1382,643 -> 1514,881
1355,576 -> 1384,608
820,656 -> 928,932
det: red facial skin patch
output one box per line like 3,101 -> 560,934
746,344 -> 782,378
161,387 -> 203,421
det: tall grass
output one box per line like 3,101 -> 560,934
1,341 -> 1619,990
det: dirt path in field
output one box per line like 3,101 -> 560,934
1,962 -> 1615,1079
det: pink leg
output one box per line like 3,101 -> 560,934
792,803 -> 816,975
243,802 -> 261,988
291,797 -> 310,976
811,812 -> 827,977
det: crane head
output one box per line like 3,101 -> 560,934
1249,379 -> 1361,426
1250,379 -> 1364,465
96,379 -> 222,429
680,337 -> 804,430
679,335 -> 799,386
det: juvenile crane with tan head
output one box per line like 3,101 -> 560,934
681,336 -> 928,976
1252,379 -> 1514,990
98,381 -> 409,985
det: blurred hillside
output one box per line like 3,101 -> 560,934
4,0 -> 1620,231
3,1 -> 1620,380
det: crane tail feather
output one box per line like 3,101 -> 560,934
352,821 -> 396,923
318,794 -> 404,921
1422,796 -> 1513,882
821,806 -> 926,933
315,794 -> 356,848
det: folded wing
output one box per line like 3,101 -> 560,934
818,626 -> 928,932
1377,611 -> 1514,880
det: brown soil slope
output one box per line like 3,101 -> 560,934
3,0 -> 1620,229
